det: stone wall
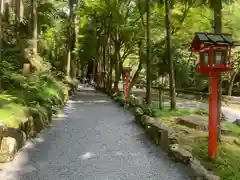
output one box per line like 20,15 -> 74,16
0,85 -> 77,163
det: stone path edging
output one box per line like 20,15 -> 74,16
0,87 -> 77,163
96,87 -> 220,180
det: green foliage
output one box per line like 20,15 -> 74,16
192,137 -> 240,180
0,0 -> 78,130
0,51 -> 68,127
0,72 -> 68,127
9,73 -> 67,107
117,95 -> 125,100
0,101 -> 27,128
150,103 -> 195,117
149,102 -> 209,117
226,123 -> 240,135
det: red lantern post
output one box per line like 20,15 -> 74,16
123,67 -> 132,99
208,72 -> 218,158
190,32 -> 235,159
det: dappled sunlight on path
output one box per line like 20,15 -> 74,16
0,87 -> 190,180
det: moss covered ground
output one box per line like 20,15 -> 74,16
150,103 -> 240,180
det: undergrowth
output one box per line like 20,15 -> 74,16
149,103 -> 197,117
0,53 -> 71,128
192,137 -> 240,180
145,101 -> 240,180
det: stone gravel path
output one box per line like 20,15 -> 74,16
0,88 -> 190,180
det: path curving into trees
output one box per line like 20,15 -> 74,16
0,88 -> 190,180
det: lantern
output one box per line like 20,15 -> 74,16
190,32 -> 234,73
123,67 -> 132,74
189,32 -> 236,160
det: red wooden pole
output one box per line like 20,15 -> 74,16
208,71 -> 218,159
125,72 -> 129,99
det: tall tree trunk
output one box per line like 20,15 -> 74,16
16,0 -> 24,67
129,40 -> 144,92
92,59 -> 96,82
119,60 -> 123,84
165,0 -> 176,110
114,60 -> 119,90
105,22 -> 110,89
0,0 -> 3,91
146,0 -> 152,104
113,40 -> 120,91
109,56 -> 113,92
227,69 -> 239,96
28,5 -> 32,38
66,0 -> 74,77
97,55 -> 102,86
32,0 -> 37,53
212,0 -> 222,141
15,0 -> 23,42
3,2 -> 9,23
102,40 -> 106,87
95,32 -> 101,84
81,65 -> 85,78
0,0 -> 2,54
75,0 -> 80,77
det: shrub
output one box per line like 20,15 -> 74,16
0,54 -> 69,127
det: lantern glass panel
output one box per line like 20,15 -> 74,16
214,50 -> 227,65
200,52 -> 209,66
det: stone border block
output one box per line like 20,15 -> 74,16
100,87 -> 220,180
0,86 -> 77,163
140,115 -> 170,149
134,107 -> 144,124
0,127 -> 26,162
189,158 -> 220,180
168,144 -> 192,164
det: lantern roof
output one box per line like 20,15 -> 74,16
123,67 -> 132,72
190,32 -> 235,52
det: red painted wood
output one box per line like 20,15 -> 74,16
190,33 -> 235,160
192,41 -> 231,72
196,66 -> 232,73
208,71 -> 218,159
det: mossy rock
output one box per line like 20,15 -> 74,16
19,106 -> 52,139
168,144 -> 192,164
118,99 -> 125,106
0,121 -> 7,138
134,107 -> 144,124
2,128 -> 26,153
0,137 -> 17,163
142,105 -> 153,116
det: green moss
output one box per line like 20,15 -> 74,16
149,103 -> 195,117
225,123 -> 240,134
118,95 -> 125,100
0,73 -> 69,128
149,102 -> 211,118
192,137 -> 240,180
0,102 -> 27,128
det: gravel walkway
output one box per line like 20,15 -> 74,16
0,88 -> 190,180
